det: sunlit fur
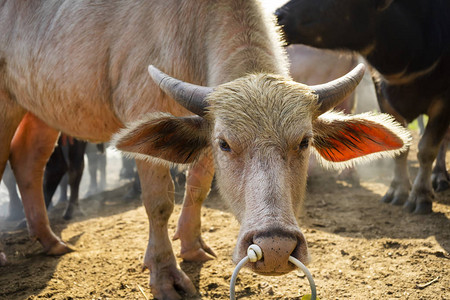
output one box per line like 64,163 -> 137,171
207,74 -> 318,147
312,111 -> 412,169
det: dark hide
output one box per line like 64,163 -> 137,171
276,0 -> 450,121
276,0 -> 450,213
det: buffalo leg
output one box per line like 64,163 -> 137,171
85,143 -> 106,196
63,139 -> 87,220
10,113 -> 72,255
376,84 -> 412,206
136,160 -> 196,299
58,174 -> 69,203
404,104 -> 450,214
85,143 -> 99,197
3,162 -> 24,220
431,128 -> 449,192
173,152 -> 216,261
0,78 -> 26,264
43,138 -> 68,208
97,143 -> 107,191
58,138 -> 70,203
0,100 -> 24,182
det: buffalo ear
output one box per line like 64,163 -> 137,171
375,0 -> 394,11
312,112 -> 410,168
113,113 -> 210,164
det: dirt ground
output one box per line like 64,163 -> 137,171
0,132 -> 449,300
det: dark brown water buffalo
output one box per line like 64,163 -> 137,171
276,0 -> 450,214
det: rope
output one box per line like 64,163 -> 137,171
230,244 -> 316,300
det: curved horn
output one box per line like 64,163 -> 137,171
148,65 -> 213,117
311,63 -> 366,115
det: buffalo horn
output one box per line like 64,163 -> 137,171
310,63 -> 366,115
148,65 -> 213,117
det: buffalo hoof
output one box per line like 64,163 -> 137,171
432,171 -> 449,192
381,191 -> 408,205
178,247 -> 216,262
0,252 -> 7,266
390,193 -> 408,206
173,234 -> 217,262
381,181 -> 412,206
46,241 -> 74,256
403,200 -> 416,213
380,193 -> 393,203
63,204 -> 85,220
435,180 -> 449,192
414,201 -> 433,215
150,266 -> 197,300
403,191 -> 434,214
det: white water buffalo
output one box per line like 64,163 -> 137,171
0,1 -> 409,298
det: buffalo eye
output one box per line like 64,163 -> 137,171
219,139 -> 231,152
299,138 -> 309,150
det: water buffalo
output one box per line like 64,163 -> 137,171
276,0 -> 450,214
0,1 -> 409,298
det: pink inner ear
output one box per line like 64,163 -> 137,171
317,123 -> 404,162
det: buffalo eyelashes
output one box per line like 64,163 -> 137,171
298,138 -> 309,150
219,139 -> 308,152
219,139 -> 231,152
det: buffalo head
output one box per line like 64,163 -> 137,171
113,63 -> 409,274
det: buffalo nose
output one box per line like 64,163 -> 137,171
252,233 -> 298,275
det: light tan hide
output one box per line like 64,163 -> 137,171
0,0 -> 409,299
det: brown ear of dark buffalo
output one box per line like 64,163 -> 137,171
148,65 -> 213,117
311,63 -> 366,116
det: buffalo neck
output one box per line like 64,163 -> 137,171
204,0 -> 288,86
366,0 -> 450,82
